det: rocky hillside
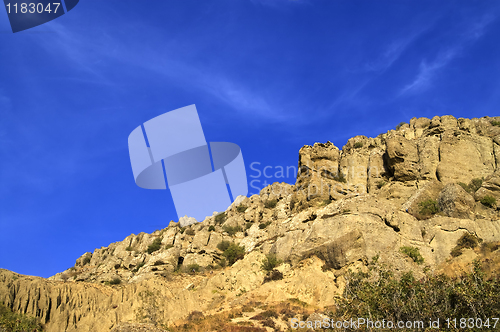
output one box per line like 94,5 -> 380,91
1,115 -> 500,332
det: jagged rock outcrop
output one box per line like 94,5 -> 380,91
2,115 -> 500,332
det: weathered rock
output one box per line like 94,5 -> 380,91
385,135 -> 419,181
438,183 -> 475,219
179,215 -> 197,227
475,169 -> 500,204
4,115 -> 500,332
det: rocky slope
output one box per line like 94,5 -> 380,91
2,115 -> 500,332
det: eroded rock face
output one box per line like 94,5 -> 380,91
3,115 -> 500,332
438,183 -> 475,219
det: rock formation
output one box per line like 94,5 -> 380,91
1,115 -> 500,332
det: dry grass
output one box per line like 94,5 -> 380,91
168,300 -> 314,332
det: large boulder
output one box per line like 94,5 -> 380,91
475,169 -> 500,205
438,183 -> 475,219
385,135 -> 419,181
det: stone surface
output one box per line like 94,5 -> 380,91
2,115 -> 500,332
438,183 -> 475,219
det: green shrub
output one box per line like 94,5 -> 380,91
320,199 -> 332,206
245,222 -> 253,230
125,246 -> 133,251
218,258 -> 227,268
217,240 -> 231,252
376,180 -> 387,189
82,256 -> 91,265
223,225 -> 242,236
179,227 -> 186,234
491,120 -> 500,127
458,182 -> 470,192
418,199 -> 439,215
109,277 -> 121,285
236,204 -> 248,213
214,212 -> 226,225
457,232 -> 480,249
261,254 -> 283,272
0,302 -> 43,332
208,225 -> 215,232
147,237 -> 162,254
263,269 -> 284,283
353,142 -> 363,149
451,233 -> 482,258
132,262 -> 145,273
186,264 -> 200,273
185,228 -> 195,236
396,122 -> 407,130
153,260 -> 165,266
164,244 -> 173,250
322,169 -> 347,183
450,247 -> 463,257
459,178 -> 483,193
333,261 -> 500,326
264,199 -> 277,209
400,246 -> 424,264
222,243 -> 246,266
259,221 -> 272,229
481,195 -> 496,208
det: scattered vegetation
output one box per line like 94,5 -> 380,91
451,233 -> 482,257
264,199 -> 277,209
185,228 -> 195,236
320,199 -> 331,206
223,225 -> 242,236
165,244 -> 174,250
245,222 -> 253,230
0,302 -> 44,332
376,180 -> 387,189
217,240 -> 231,252
179,227 -> 186,234
491,120 -> 500,127
418,199 -> 439,215
259,221 -> 272,229
147,237 -> 162,254
322,169 -> 347,183
109,277 -> 121,285
400,246 -> 424,264
208,225 -> 215,232
186,264 -> 200,274
261,253 -> 283,272
125,246 -> 133,251
458,178 -> 483,194
153,260 -> 165,266
132,262 -> 145,273
353,141 -> 363,149
263,270 -> 283,283
82,256 -> 91,265
217,242 -> 245,266
236,204 -> 248,213
396,122 -> 407,130
334,260 -> 500,328
481,241 -> 500,254
214,212 -> 226,225
481,195 -> 496,208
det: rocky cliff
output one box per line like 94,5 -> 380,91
2,115 -> 500,332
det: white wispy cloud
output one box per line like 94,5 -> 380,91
364,27 -> 429,73
36,21 -> 287,122
400,14 -> 496,95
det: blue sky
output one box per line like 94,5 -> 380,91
1,0 -> 499,278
